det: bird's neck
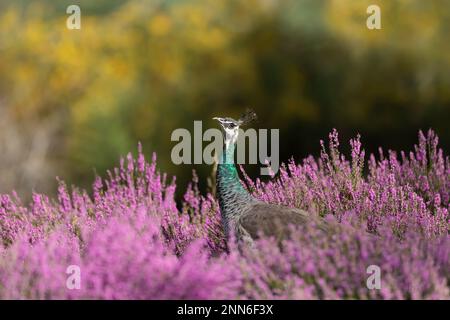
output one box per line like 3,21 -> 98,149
216,141 -> 253,234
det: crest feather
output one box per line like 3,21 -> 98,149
238,109 -> 257,126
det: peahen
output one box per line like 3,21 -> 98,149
213,110 -> 330,245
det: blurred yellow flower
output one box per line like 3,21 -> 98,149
149,14 -> 172,37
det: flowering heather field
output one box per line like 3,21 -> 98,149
0,130 -> 448,299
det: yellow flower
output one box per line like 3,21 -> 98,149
149,14 -> 172,37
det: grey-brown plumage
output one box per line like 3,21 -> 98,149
235,202 -> 330,244
213,110 -> 330,244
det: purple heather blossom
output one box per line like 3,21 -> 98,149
0,130 -> 448,299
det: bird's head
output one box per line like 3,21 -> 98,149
213,109 -> 257,148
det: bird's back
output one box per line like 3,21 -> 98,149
236,201 -> 330,242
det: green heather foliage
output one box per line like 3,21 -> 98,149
0,130 -> 449,299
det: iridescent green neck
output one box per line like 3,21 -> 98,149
216,141 -> 253,233
221,141 -> 236,165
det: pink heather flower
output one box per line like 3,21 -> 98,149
0,130 -> 448,299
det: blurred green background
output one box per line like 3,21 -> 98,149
0,0 -> 449,200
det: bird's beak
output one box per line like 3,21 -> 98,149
212,117 -> 221,121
